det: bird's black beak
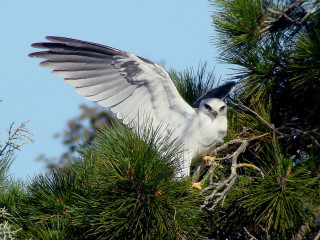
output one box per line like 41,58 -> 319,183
211,110 -> 219,118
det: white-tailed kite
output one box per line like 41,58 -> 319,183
29,37 -> 235,178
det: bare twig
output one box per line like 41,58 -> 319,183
314,229 -> 320,240
299,8 -> 312,24
198,131 -> 270,210
208,132 -> 269,157
244,227 -> 258,240
279,126 -> 320,148
236,163 -> 264,178
0,121 -> 34,157
232,102 -> 282,136
259,224 -> 271,240
266,0 -> 307,24
293,212 -> 319,240
200,140 -> 249,210
261,0 -> 312,35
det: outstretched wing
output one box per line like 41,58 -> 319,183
29,36 -> 196,135
193,81 -> 236,108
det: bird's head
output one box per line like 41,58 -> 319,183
198,98 -> 227,119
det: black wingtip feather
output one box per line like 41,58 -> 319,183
31,42 -> 65,49
28,52 -> 39,58
29,36 -> 156,65
30,36 -> 128,58
193,81 -> 237,108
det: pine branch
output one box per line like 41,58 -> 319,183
232,103 -> 320,147
0,207 -> 20,239
196,103 -> 320,210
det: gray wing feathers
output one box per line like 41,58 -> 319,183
64,73 -> 120,87
30,36 -> 195,133
41,61 -> 110,71
32,52 -> 109,63
75,77 -> 128,96
111,86 -> 145,113
98,85 -> 136,107
52,69 -> 112,78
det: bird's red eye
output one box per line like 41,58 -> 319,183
219,106 -> 226,112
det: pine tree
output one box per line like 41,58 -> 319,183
201,0 -> 320,239
2,1 -> 320,239
7,122 -> 208,239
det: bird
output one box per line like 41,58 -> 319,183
29,36 -> 236,178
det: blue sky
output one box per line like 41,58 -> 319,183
1,0 -> 232,180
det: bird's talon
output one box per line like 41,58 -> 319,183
203,156 -> 216,164
192,182 -> 202,190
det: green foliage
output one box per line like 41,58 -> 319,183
0,119 -> 33,239
211,0 -> 320,127
288,28 -> 320,127
0,209 -> 18,240
228,100 -> 272,138
8,122 -> 205,239
243,144 -> 318,237
0,138 -> 26,213
208,142 -> 319,239
211,0 -> 265,61
0,155 -> 12,187
207,0 -> 320,238
71,123 -> 203,239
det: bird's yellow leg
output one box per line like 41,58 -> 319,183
191,153 -> 216,190
199,148 -> 216,165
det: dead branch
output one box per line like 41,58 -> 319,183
293,212 -> 319,240
232,102 -> 282,136
279,126 -> 320,148
236,163 -> 264,179
261,0 -> 312,35
200,140 -> 249,210
314,230 -> 320,240
244,227 -> 258,240
265,0 -> 308,24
